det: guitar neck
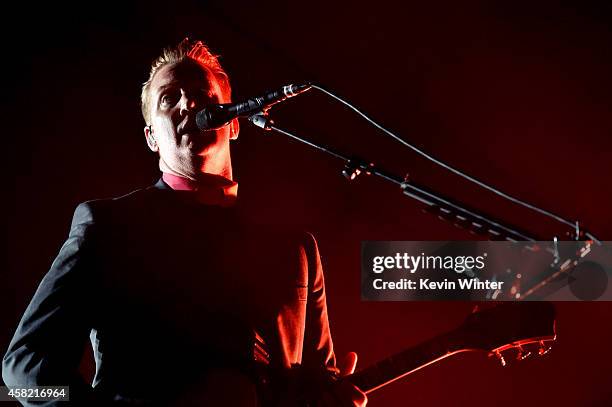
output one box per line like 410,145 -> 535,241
345,302 -> 556,395
348,330 -> 465,394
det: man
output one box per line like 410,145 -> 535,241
3,39 -> 367,406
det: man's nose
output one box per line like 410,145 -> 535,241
179,94 -> 199,115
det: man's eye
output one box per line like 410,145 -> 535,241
161,94 -> 178,105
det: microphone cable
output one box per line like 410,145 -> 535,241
311,84 -> 600,243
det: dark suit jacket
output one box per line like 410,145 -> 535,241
2,179 -> 337,406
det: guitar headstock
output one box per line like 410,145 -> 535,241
456,302 -> 556,366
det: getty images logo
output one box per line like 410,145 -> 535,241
372,252 -> 488,274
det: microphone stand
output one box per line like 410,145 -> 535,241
249,113 -> 593,243
248,112 -> 599,300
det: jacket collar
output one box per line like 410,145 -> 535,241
153,177 -> 171,191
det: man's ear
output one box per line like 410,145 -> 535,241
229,118 -> 239,140
144,125 -> 159,152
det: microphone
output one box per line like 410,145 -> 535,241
196,82 -> 312,130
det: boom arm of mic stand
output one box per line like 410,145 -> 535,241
248,113 -> 548,243
248,113 -> 606,300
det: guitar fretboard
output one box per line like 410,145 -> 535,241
348,331 -> 463,393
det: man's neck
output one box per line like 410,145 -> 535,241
161,172 -> 238,206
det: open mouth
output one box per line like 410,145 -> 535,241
181,126 -> 201,136
182,129 -> 211,151
179,116 -> 201,136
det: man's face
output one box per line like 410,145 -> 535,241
144,59 -> 238,180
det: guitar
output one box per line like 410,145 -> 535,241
255,301 -> 556,405
347,301 -> 556,394
177,302 -> 555,406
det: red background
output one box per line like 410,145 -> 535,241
3,1 -> 612,405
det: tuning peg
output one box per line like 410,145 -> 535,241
516,345 -> 532,361
538,340 -> 552,356
490,350 -> 507,367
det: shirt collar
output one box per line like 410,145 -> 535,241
161,172 -> 238,207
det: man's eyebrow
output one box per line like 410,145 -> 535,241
156,83 -> 213,95
156,83 -> 178,94
154,83 -> 219,103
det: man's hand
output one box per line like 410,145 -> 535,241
320,352 -> 368,406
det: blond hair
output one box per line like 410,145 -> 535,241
141,38 -> 231,124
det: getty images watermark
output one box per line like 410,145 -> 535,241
361,241 -> 611,301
